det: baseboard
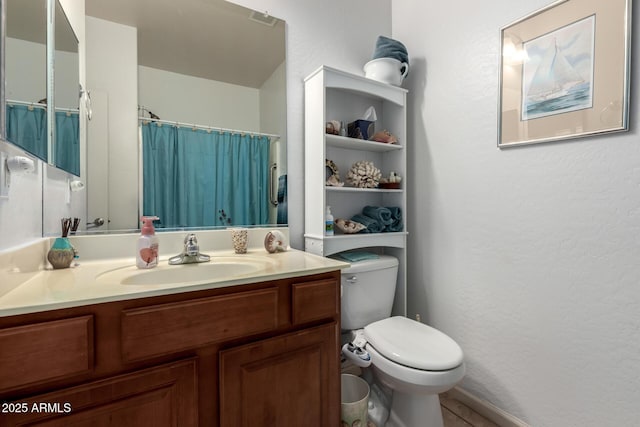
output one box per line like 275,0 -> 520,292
447,386 -> 530,427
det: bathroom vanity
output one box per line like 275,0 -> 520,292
0,240 -> 346,427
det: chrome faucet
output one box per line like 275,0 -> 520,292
168,233 -> 211,265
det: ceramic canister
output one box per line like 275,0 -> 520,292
363,57 -> 409,86
47,237 -> 75,269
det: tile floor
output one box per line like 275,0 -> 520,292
341,361 -> 498,427
357,392 -> 499,427
440,392 -> 499,427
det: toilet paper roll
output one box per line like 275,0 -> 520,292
69,179 -> 85,192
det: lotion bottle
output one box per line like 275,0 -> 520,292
137,216 -> 160,269
325,206 -> 334,236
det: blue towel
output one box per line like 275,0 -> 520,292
351,214 -> 384,233
277,174 -> 288,224
338,251 -> 380,262
386,206 -> 403,232
372,36 -> 409,68
363,206 -> 393,226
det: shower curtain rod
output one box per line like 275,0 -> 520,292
6,99 -> 47,109
54,106 -> 80,113
6,99 -> 79,113
138,116 -> 280,140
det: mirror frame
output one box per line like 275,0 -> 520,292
0,0 -> 80,173
0,0 -> 53,163
0,0 -> 6,140
51,0 -> 80,176
46,0 -> 54,165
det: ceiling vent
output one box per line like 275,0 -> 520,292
249,10 -> 277,27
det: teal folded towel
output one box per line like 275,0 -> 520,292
372,36 -> 409,69
351,214 -> 384,233
363,206 -> 393,226
338,251 -> 380,262
386,206 -> 403,232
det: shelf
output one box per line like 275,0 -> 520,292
304,65 -> 408,317
305,232 -> 407,257
325,186 -> 403,193
304,65 -> 407,106
325,134 -> 403,152
324,232 -> 406,241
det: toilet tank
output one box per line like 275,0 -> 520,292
340,255 -> 399,330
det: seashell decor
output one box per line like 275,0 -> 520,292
346,161 -> 381,188
264,230 -> 287,253
369,130 -> 398,144
334,219 -> 366,234
326,159 -> 344,187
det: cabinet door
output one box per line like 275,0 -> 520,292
219,322 -> 339,427
0,359 -> 197,427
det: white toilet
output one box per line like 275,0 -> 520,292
340,255 -> 465,427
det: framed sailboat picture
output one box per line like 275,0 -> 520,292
498,0 -> 631,147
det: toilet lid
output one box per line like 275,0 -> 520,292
364,316 -> 463,371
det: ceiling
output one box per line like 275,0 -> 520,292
85,0 -> 285,88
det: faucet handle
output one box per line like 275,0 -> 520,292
184,233 -> 199,256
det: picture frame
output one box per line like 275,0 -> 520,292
498,0 -> 632,148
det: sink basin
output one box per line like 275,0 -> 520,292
96,256 -> 275,286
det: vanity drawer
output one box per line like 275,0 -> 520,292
291,278 -> 339,325
121,287 -> 279,362
0,316 -> 94,391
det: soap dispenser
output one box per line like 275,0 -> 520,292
325,206 -> 334,236
137,216 -> 160,269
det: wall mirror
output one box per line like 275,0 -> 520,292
52,0 -> 80,175
4,0 -> 80,175
83,0 -> 287,233
4,0 -> 48,161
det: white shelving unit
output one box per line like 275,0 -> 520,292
304,65 -> 408,317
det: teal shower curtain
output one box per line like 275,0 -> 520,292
142,123 -> 270,228
55,111 -> 80,176
5,105 -> 80,176
5,104 -> 47,161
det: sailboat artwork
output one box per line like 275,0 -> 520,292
522,16 -> 595,121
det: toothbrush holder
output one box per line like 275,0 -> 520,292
229,228 -> 249,254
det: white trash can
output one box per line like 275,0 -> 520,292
341,374 -> 370,426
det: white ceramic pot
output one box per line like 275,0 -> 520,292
363,57 -> 409,86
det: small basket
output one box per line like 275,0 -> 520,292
378,182 -> 401,189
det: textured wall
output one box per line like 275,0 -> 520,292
393,1 -> 640,426
0,141 -> 43,251
227,0 -> 393,248
5,38 -> 47,102
138,66 -> 261,130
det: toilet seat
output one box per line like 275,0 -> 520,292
365,344 -> 466,395
364,316 -> 463,371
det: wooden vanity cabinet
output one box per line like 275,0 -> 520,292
0,271 -> 341,427
219,323 -> 338,427
0,359 -> 198,427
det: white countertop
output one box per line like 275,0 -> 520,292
0,248 -> 348,317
